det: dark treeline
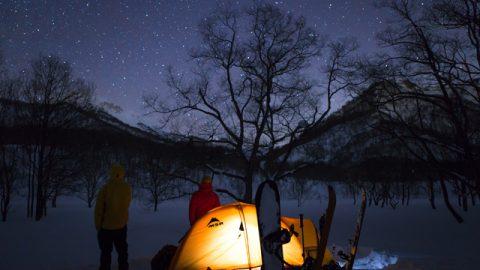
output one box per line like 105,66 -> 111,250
280,177 -> 453,212
1,1 -> 480,223
0,54 -> 229,221
0,55 -> 95,221
355,0 -> 480,222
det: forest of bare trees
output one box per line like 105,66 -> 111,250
0,56 -> 194,221
1,1 -> 479,224
0,55 -> 95,220
355,0 -> 480,222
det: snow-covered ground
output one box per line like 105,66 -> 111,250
1,195 -> 479,270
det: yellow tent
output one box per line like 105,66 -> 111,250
169,202 -> 334,269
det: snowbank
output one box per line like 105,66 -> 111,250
351,251 -> 398,269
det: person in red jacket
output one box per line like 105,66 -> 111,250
189,176 -> 220,225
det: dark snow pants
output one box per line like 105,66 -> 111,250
98,226 -> 129,270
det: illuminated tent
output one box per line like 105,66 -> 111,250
169,202 -> 334,269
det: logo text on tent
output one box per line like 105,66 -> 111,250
207,217 -> 223,228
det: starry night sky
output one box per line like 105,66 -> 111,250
1,0 -> 431,125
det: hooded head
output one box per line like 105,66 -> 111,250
110,164 -> 125,182
199,175 -> 213,190
201,175 -> 212,184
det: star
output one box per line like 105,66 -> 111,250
1,0 -> 436,125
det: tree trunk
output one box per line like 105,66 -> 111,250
1,206 -> 6,222
401,184 -> 405,206
29,175 -> 35,218
35,170 -> 46,221
1,177 -> 5,222
27,170 -> 31,218
28,147 -> 37,219
243,170 -> 253,203
27,156 -> 35,218
440,178 -> 464,223
88,197 -> 93,208
461,182 -> 468,212
406,186 -> 410,206
51,194 -> 57,208
428,180 -> 436,210
1,179 -> 11,222
1,196 -> 8,222
35,189 -> 45,221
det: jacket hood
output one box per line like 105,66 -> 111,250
199,181 -> 213,191
109,164 -> 125,182
201,175 -> 212,184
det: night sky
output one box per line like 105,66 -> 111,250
1,0 -> 431,125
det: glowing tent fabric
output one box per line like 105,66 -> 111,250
169,203 -> 262,269
169,202 -> 333,269
281,216 -> 331,266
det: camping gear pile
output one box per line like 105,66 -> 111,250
156,203 -> 334,269
152,183 -> 366,270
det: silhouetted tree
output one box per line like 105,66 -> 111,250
76,146 -> 108,208
358,0 -> 480,222
19,55 -> 94,220
0,55 -> 22,222
0,145 -> 19,222
145,3 -> 358,202
137,152 -> 189,211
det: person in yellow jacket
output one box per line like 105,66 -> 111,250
95,164 -> 132,270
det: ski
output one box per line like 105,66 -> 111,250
314,185 -> 336,270
255,180 -> 286,269
344,190 -> 367,270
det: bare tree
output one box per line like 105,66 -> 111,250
77,146 -> 108,208
0,56 -> 22,222
145,4 -> 357,202
19,55 -> 94,220
283,177 -> 318,207
0,145 -> 19,222
138,153 -> 188,211
358,0 -> 480,222
48,149 -> 84,208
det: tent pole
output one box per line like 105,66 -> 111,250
300,214 -> 305,261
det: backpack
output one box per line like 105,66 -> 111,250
151,245 -> 177,270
